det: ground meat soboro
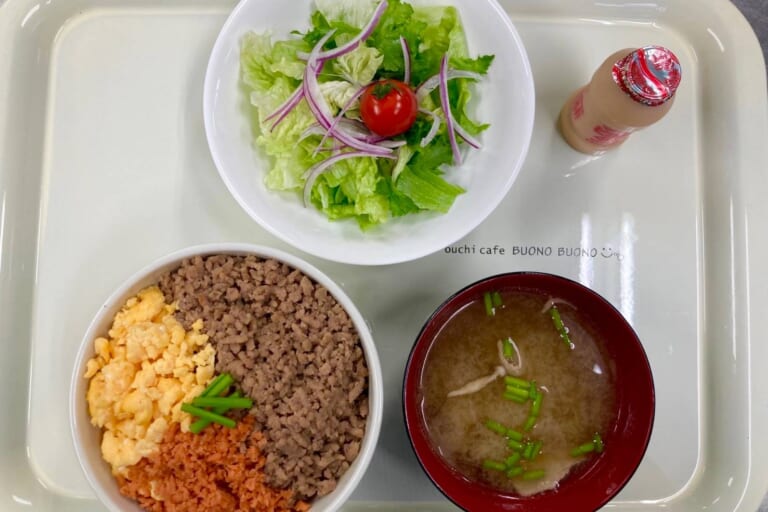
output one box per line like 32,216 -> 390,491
158,255 -> 368,500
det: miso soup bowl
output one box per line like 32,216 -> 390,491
403,272 -> 654,512
70,243 -> 383,512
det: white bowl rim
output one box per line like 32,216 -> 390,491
202,0 -> 536,266
69,242 -> 384,512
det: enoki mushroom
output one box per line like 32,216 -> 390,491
541,297 -> 576,314
447,337 -> 523,398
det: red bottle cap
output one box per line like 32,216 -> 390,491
612,46 -> 682,106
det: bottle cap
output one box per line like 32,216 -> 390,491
612,46 -> 682,106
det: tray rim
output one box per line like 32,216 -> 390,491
0,0 -> 767,510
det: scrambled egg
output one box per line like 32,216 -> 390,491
84,286 -> 215,474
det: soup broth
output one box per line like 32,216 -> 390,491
420,290 -> 616,496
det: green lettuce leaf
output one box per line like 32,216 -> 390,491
310,156 -> 391,228
241,31 -> 322,190
333,45 -> 384,85
319,80 -> 358,111
315,0 -> 378,28
395,166 -> 464,213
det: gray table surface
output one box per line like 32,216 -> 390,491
734,0 -> 768,67
725,2 -> 766,511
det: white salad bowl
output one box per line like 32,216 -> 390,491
203,0 -> 535,265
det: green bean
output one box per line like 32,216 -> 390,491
484,292 -> 494,316
523,469 -> 546,480
191,396 -> 253,409
505,429 -> 523,442
507,439 -> 524,451
181,404 -> 236,429
506,466 -> 524,478
483,460 -> 507,472
189,391 -> 242,434
492,292 -> 503,308
202,373 -> 234,398
200,374 -> 226,397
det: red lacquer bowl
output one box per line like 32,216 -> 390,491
403,272 -> 655,512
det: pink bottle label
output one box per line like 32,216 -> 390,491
586,125 -> 631,146
571,89 -> 585,120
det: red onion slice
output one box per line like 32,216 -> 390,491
265,84 -> 304,130
299,123 -> 326,143
303,30 -> 337,128
314,85 -> 367,155
418,108 -> 441,148
416,69 -> 483,101
303,119 -> 405,148
375,139 -> 407,148
303,32 -> 392,156
303,151 -> 396,207
438,55 -> 461,165
400,36 -> 411,84
453,121 -> 482,149
297,1 -> 388,62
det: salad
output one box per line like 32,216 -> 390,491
240,0 -> 493,229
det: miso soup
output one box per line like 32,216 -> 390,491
420,289 -> 617,496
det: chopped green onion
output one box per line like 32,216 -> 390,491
504,376 -> 530,389
483,460 -> 507,472
191,396 -> 253,409
523,415 -> 537,432
528,381 -> 538,399
181,404 -> 236,429
502,337 -> 514,359
190,391 -> 242,434
503,392 -> 527,404
507,439 -> 524,451
531,391 -> 543,417
570,442 -> 596,457
485,420 -> 507,436
492,292 -> 503,308
504,386 -> 530,400
550,306 -> 573,348
530,440 -> 543,460
522,442 -> 535,460
523,469 -> 546,480
506,466 -> 524,478
505,429 -> 523,442
484,292 -> 494,316
505,453 -> 522,468
593,432 -> 604,453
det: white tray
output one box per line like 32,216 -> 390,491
1,0 -> 767,510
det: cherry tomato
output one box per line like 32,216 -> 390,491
360,79 -> 418,138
